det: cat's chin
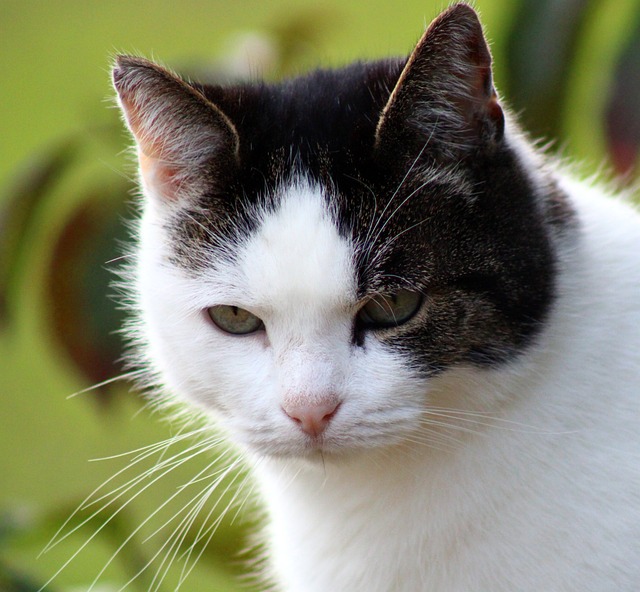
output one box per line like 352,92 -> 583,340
244,438 -> 355,461
253,444 -> 370,467
240,430 -> 411,464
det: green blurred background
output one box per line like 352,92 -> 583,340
1,1 -> 639,590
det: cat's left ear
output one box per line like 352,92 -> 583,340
112,55 -> 239,203
375,3 -> 504,159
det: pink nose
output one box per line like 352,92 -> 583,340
282,398 -> 341,437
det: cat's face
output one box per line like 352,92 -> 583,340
115,5 -> 568,459
137,178 -> 435,457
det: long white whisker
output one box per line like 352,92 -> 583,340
66,370 -> 145,399
366,140 -> 431,246
116,455 -> 235,592
419,416 -> 486,437
402,433 -> 459,455
425,407 -> 576,435
142,453 -> 237,546
154,484 -> 218,592
177,464 -> 252,589
179,457 -> 245,561
91,426 -> 211,462
41,426 -> 210,556
44,433 -> 217,556
38,435 -> 219,590
143,454 -> 247,592
369,173 -> 432,256
85,445 -> 230,592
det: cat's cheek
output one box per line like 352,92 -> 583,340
135,297 -> 262,417
349,343 -> 430,424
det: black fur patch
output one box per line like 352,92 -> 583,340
117,5 -> 577,374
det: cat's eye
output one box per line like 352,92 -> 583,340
207,305 -> 264,335
357,290 -> 423,329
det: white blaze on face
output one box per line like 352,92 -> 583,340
241,181 -> 355,313
239,181 -> 357,434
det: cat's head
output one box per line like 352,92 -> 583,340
113,4 -> 571,459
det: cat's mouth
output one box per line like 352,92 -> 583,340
259,434 -> 342,459
242,423 -> 404,460
234,423 -> 350,459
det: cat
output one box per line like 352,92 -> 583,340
112,3 -> 640,591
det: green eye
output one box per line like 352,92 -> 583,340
207,305 -> 264,335
357,290 -> 423,329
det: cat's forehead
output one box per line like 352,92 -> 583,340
239,179 -> 356,313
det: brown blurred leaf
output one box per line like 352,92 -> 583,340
269,7 -> 341,76
505,0 -> 590,140
605,16 -> 640,177
183,7 -> 340,85
45,188 -> 132,406
0,142 -> 78,327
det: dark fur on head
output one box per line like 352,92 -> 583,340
113,3 -> 576,375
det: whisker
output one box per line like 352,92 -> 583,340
84,446 -> 230,592
135,454 -> 247,592
179,457 -> 245,559
91,426 -> 211,463
413,421 -> 470,445
39,432 -> 224,590
116,455 -> 238,592
364,140 -> 431,249
105,254 -> 134,265
402,433 -> 459,455
368,173 -> 433,258
159,485 -> 220,591
66,369 -> 145,399
142,454 -> 237,546
45,433 -> 217,555
177,464 -> 253,589
424,407 -> 576,435
419,416 -> 489,437
40,426 -> 210,556
370,214 -> 430,260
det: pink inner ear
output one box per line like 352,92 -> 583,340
119,95 -> 165,160
139,152 -> 184,201
118,95 -> 186,201
461,60 -> 502,126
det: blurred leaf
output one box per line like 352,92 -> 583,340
1,511 -> 52,591
45,187 -> 132,406
0,563 -> 46,592
46,499 -> 158,592
605,14 -> 640,177
28,438 -> 254,591
0,142 -> 78,328
504,0 -> 590,140
269,7 -> 341,76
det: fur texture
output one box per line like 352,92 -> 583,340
113,3 -> 640,590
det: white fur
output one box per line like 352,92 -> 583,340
135,174 -> 640,591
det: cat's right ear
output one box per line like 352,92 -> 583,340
374,4 -> 504,160
112,55 -> 239,203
